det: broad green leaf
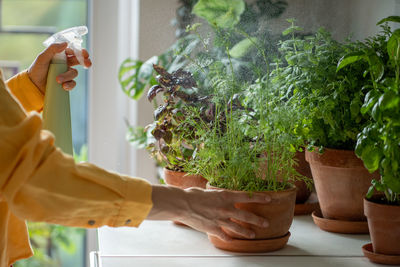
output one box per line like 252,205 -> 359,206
382,174 -> 400,193
229,37 -> 258,58
366,185 -> 375,198
360,144 -> 383,172
366,53 -> 384,82
387,29 -> 400,62
361,90 -> 378,115
377,16 -> 400,25
192,0 -> 245,29
379,91 -> 400,110
119,59 -> 144,100
336,51 -> 365,72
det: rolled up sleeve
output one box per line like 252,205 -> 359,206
6,70 -> 44,113
0,74 -> 153,229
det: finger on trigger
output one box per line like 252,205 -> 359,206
57,68 -> 78,83
62,80 -> 76,91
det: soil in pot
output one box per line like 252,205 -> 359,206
206,184 -> 297,253
306,148 -> 379,222
364,196 -> 400,256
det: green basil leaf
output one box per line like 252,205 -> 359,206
379,90 -> 400,110
366,53 -> 384,82
387,29 -> 400,62
377,16 -> 400,25
360,144 -> 383,172
336,51 -> 365,72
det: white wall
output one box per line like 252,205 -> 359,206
134,0 -> 179,183
271,0 -> 399,41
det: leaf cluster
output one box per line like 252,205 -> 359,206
272,21 -> 370,150
338,17 -> 400,204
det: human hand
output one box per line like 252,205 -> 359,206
28,42 -> 92,94
147,185 -> 271,241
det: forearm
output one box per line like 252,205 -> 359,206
146,184 -> 188,221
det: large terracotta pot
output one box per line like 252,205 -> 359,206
306,148 -> 379,221
293,151 -> 313,203
164,168 -> 207,189
207,184 -> 296,239
364,197 -> 400,255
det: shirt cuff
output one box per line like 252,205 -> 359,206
114,176 -> 153,227
6,70 -> 44,113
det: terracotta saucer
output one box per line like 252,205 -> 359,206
362,243 -> 400,265
295,202 -> 320,216
311,210 -> 369,234
208,232 -> 291,253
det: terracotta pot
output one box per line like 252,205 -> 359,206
293,151 -> 313,203
364,197 -> 400,255
306,148 -> 379,221
207,184 -> 296,240
163,168 -> 207,189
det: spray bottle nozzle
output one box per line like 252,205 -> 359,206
43,26 -> 88,67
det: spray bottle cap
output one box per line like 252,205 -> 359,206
43,26 -> 88,67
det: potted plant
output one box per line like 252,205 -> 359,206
180,50 -> 308,252
338,16 -> 400,265
143,64 -> 211,190
190,1 -> 315,212
273,20 -> 379,233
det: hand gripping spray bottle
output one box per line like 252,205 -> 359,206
42,26 -> 88,155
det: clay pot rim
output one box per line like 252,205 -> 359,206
364,197 -> 400,218
305,147 -> 368,168
307,146 -> 355,153
206,182 -> 297,194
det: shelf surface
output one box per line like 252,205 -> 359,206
96,215 -> 382,266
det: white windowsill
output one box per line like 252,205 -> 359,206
94,215 -> 376,267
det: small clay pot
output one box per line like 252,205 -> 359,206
164,168 -> 207,189
364,197 -> 400,255
207,184 -> 297,240
306,148 -> 379,221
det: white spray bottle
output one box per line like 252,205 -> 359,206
42,26 -> 88,155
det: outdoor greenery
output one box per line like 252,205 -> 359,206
271,20 -> 370,151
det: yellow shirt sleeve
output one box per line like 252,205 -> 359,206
0,71 -> 153,266
6,70 -> 44,112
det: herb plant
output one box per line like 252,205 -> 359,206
337,16 -> 400,204
138,64 -> 213,171
272,20 -> 370,150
